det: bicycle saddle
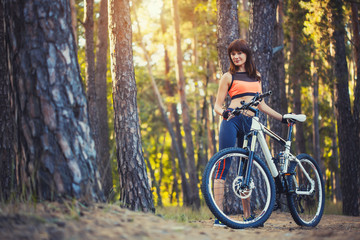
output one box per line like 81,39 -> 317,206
283,114 -> 306,122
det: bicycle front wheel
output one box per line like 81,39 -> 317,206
201,147 -> 275,229
287,154 -> 325,227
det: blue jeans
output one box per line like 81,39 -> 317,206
215,111 -> 252,180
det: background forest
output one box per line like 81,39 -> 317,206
1,0 -> 359,217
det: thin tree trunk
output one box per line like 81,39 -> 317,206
0,1 -> 13,201
351,2 -> 360,138
4,0 -> 103,201
108,0 -> 154,212
191,16 -> 207,172
144,133 -> 165,207
351,3 -> 360,194
329,62 -> 342,202
239,0 -> 249,40
136,6 -> 190,206
95,0 -> 112,198
206,0 -> 217,157
70,0 -> 77,42
329,0 -> 359,216
311,59 -> 323,176
84,0 -> 102,195
172,0 -> 200,209
160,5 -> 185,205
288,0 -> 306,154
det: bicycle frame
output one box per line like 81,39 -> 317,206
241,113 -> 315,196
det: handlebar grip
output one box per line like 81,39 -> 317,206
260,91 -> 272,98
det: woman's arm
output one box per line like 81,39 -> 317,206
214,72 -> 232,116
258,100 -> 283,121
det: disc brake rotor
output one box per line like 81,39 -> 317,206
232,176 -> 255,199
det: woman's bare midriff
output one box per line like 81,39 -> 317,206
228,96 -> 257,116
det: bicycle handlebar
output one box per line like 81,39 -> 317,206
231,91 -> 272,117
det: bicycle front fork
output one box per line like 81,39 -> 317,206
238,132 -> 258,188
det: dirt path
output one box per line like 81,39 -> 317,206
1,203 -> 359,240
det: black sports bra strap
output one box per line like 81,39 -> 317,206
228,74 -> 234,92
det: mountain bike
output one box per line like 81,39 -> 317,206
201,91 -> 325,229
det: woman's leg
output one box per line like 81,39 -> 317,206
214,179 -> 225,211
238,115 -> 253,219
214,119 -> 238,211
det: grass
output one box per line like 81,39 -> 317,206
155,199 -> 344,224
155,205 -> 213,223
324,200 -> 342,215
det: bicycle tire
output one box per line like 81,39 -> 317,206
201,147 -> 276,229
286,153 -> 325,227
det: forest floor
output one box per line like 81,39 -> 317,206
0,202 -> 359,240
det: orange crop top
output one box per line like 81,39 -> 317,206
228,72 -> 262,99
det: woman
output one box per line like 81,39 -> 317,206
213,39 -> 285,226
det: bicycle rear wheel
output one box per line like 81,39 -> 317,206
286,154 -> 325,227
201,147 -> 275,229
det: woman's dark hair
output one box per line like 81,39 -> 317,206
228,39 -> 260,81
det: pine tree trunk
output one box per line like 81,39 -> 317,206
288,0 -> 306,154
311,61 -> 323,175
249,0 -> 277,92
172,0 -> 200,209
160,6 -> 188,205
135,6 -> 189,206
94,0 -> 112,198
84,0 -> 103,195
268,0 -> 287,154
0,1 -> 13,200
70,0 -> 77,42
248,0 -> 277,208
108,0 -> 154,212
249,0 -> 278,137
4,0 -> 103,201
351,3 -> 360,136
329,0 -> 359,216
217,0 -> 240,73
350,1 -> 360,200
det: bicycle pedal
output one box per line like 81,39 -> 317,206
273,203 -> 281,211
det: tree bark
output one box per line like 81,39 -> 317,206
172,0 -> 200,209
4,0 -> 103,201
70,0 -> 77,42
0,0 -> 14,201
329,0 -> 359,216
108,0 -> 154,212
94,0 -> 112,198
351,2 -> 360,161
248,0 -> 277,208
311,58 -> 323,175
350,1 -> 360,201
249,0 -> 277,93
288,0 -> 306,154
268,0 -> 287,155
217,0 -> 240,73
84,0 -> 103,197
